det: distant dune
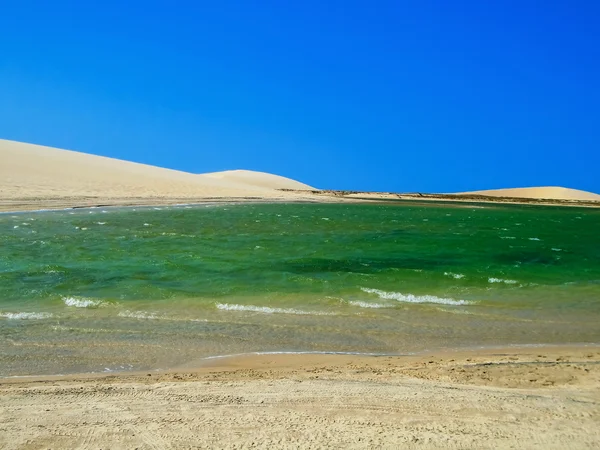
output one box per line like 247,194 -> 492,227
0,139 -> 316,210
456,187 -> 600,201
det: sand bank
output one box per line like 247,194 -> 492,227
2,346 -> 599,449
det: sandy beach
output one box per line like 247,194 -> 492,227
1,346 -> 599,449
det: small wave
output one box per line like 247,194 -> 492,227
500,236 -> 516,240
201,350 -> 400,361
118,310 -> 160,320
488,277 -> 518,284
444,272 -> 465,279
435,307 -> 474,316
62,296 -> 109,308
216,303 -> 334,315
528,237 -> 541,241
0,312 -> 53,320
551,248 -> 562,252
347,300 -> 391,309
360,287 -> 471,306
102,364 -> 134,373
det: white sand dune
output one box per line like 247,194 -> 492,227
0,139 -> 315,209
457,186 -> 600,201
203,169 -> 314,190
2,138 -> 597,211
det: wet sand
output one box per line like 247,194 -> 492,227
2,346 -> 599,449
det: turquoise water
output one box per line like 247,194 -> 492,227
1,202 -> 599,376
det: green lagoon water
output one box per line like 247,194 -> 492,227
1,202 -> 599,376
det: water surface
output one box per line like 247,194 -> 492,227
1,202 -> 599,376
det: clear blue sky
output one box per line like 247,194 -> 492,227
1,1 -> 599,192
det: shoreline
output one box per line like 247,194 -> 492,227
282,189 -> 600,208
3,342 -> 598,383
2,344 -> 599,448
2,190 -> 599,214
0,195 -> 335,214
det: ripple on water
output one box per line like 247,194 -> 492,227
0,312 -> 53,320
216,303 -> 336,316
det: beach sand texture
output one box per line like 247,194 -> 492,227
1,348 -> 599,449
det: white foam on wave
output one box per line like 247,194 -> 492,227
500,236 -> 516,240
0,312 -> 53,320
444,272 -> 465,279
529,237 -> 541,241
347,300 -> 391,309
62,296 -> 109,308
488,277 -> 518,284
118,310 -> 160,320
216,303 -> 335,315
360,287 -> 472,306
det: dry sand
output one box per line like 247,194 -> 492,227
0,139 -> 318,212
1,346 -> 599,449
456,186 -> 600,201
3,138 -> 599,212
204,169 -> 315,190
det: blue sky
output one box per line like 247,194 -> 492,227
1,1 -> 599,193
